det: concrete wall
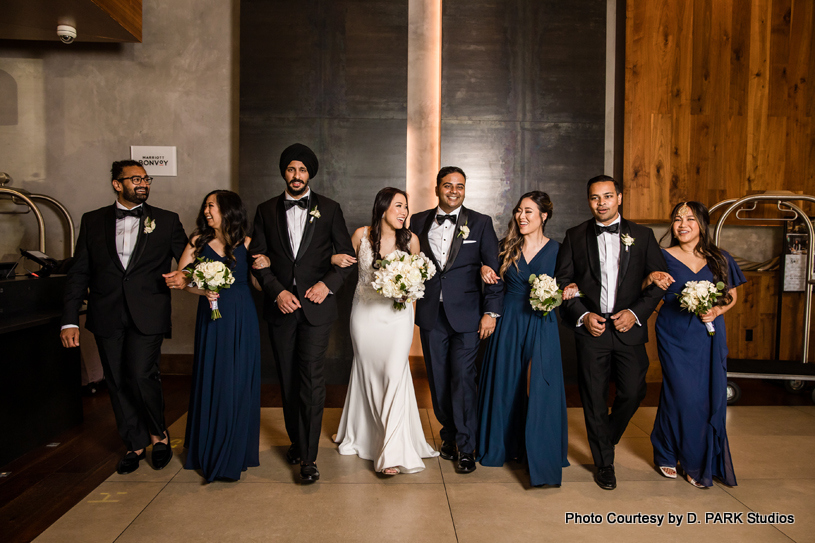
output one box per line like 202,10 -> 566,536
0,0 -> 239,354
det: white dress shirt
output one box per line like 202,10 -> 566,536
427,206 -> 460,269
116,201 -> 143,269
285,189 -> 310,258
577,215 -> 640,327
597,215 -> 621,314
428,206 -> 460,302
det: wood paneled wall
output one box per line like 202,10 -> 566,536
624,0 -> 815,221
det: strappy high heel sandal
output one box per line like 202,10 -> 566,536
686,473 -> 705,488
658,466 -> 677,479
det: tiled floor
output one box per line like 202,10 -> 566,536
35,406 -> 815,543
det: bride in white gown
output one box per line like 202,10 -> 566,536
333,187 -> 439,474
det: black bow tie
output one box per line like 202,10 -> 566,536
284,198 -> 309,210
595,223 -> 620,235
436,214 -> 456,225
115,206 -> 143,220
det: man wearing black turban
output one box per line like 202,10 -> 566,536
278,143 -> 319,182
249,143 -> 356,484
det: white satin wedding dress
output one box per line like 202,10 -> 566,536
334,230 -> 439,473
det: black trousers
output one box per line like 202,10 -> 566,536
575,328 -> 649,467
94,307 -> 166,452
268,308 -> 332,464
419,303 -> 480,454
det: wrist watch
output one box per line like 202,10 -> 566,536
485,312 -> 500,318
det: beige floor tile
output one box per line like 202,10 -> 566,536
105,414 -> 187,483
115,482 -> 456,543
629,406 -> 657,435
34,482 -> 166,543
445,481 -> 792,543
724,406 -> 815,436
720,478 -> 815,543
257,408 -> 294,447
258,407 -> 437,449
728,436 -> 815,479
792,405 -> 815,418
419,408 -> 435,441
173,445 -> 444,485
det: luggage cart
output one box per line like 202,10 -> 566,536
710,192 -> 815,404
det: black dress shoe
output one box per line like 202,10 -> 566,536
285,444 -> 301,465
456,452 -> 477,474
300,463 -> 320,484
151,437 -> 173,471
594,465 -> 616,490
439,440 -> 458,461
117,450 -> 146,474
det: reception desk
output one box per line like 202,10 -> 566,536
0,275 -> 82,467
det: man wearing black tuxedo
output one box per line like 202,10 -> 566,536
412,166 -> 503,474
249,143 -> 356,483
554,175 -> 667,490
61,160 -> 188,474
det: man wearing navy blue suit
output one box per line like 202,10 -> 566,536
412,166 -> 503,473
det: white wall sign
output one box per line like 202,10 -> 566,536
130,146 -> 177,176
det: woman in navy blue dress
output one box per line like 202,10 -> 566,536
646,201 -> 745,488
476,191 -> 569,486
177,190 -> 262,482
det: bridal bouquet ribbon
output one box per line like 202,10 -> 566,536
528,273 -> 571,316
678,280 -> 725,335
190,258 -> 236,319
372,250 -> 437,310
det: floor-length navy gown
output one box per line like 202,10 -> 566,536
476,241 -> 569,486
651,249 -> 745,487
184,243 -> 261,482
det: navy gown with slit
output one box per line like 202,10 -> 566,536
476,241 -> 569,486
184,243 -> 261,482
650,249 -> 745,487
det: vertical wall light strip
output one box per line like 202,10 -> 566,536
604,0 -> 617,176
406,0 -> 442,357
406,0 -> 442,214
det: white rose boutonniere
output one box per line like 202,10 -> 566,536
143,217 -> 156,234
309,206 -> 321,223
458,221 -> 469,239
621,233 -> 634,252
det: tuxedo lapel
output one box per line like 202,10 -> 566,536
584,221 -> 601,283
127,204 -> 151,272
104,205 -> 126,274
295,193 -> 317,262
275,196 -> 295,261
443,207 -> 469,274
617,218 -> 632,288
418,211 -> 442,273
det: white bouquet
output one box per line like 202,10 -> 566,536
372,250 -> 437,310
528,273 -> 568,316
190,258 -> 236,320
678,280 -> 725,335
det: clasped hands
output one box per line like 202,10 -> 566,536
584,311 -> 637,337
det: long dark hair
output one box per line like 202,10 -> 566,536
660,201 -> 732,304
499,191 -> 553,278
369,187 -> 412,268
191,190 -> 249,267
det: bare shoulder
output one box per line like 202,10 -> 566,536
352,227 -> 367,242
243,236 -> 252,249
410,232 -> 420,254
